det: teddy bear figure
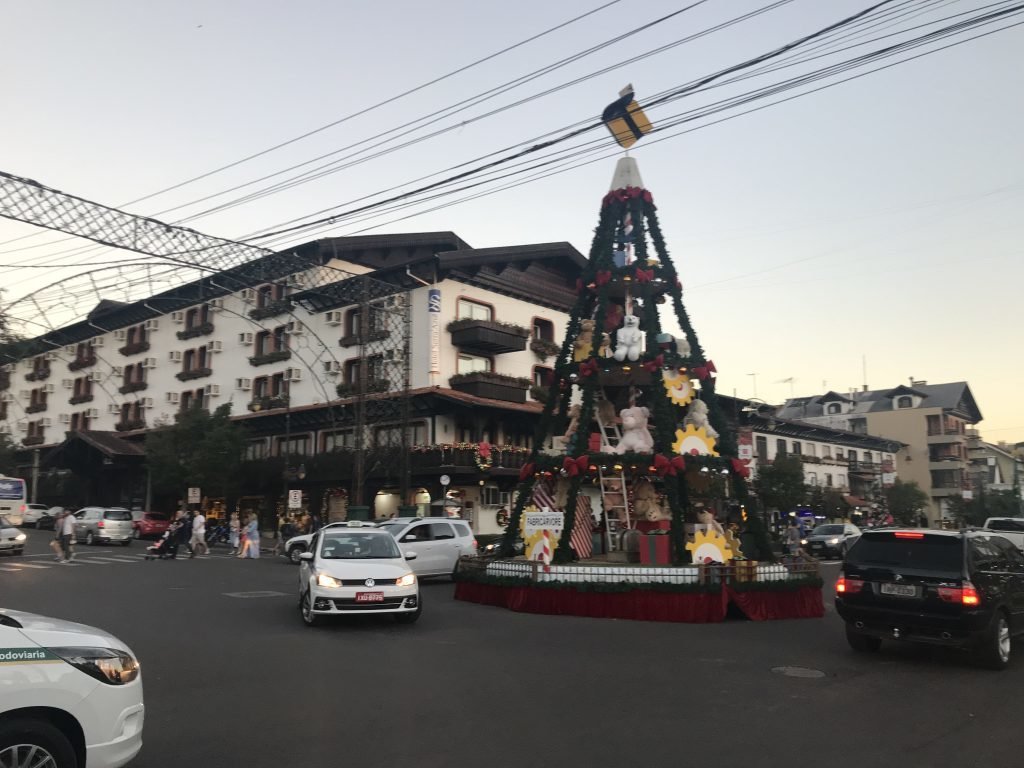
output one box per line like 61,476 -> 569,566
613,312 -> 643,362
614,406 -> 654,454
631,478 -> 659,521
598,332 -> 612,358
573,319 -> 595,362
684,399 -> 719,439
675,335 -> 691,358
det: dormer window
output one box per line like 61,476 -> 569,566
826,402 -> 842,415
896,395 -> 913,409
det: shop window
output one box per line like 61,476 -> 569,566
276,435 -> 309,457
456,299 -> 492,321
323,430 -> 355,452
244,440 -> 269,460
457,353 -> 491,375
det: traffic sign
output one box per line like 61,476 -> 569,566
187,487 -> 201,504
288,489 -> 303,509
439,474 -> 450,487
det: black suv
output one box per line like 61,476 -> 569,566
835,529 -> 1024,669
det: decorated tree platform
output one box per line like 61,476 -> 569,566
451,150 -> 822,622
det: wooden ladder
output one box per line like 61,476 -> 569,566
594,391 -> 622,452
598,467 -> 631,552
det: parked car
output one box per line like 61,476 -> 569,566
36,507 -> 63,531
20,503 -> 51,528
0,607 -> 144,767
376,517 -> 478,577
803,523 -> 861,559
73,507 -> 134,546
132,512 -> 171,540
297,522 -> 420,626
283,521 -> 376,564
835,528 -> 1024,669
0,515 -> 26,556
983,517 -> 1024,551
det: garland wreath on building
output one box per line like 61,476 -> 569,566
498,156 -> 758,565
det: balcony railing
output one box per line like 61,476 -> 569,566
115,418 -> 146,432
248,395 -> 289,412
68,356 -> 97,372
249,300 -> 293,321
25,368 -> 50,382
249,350 -> 291,367
69,394 -> 94,405
409,444 -> 530,473
119,381 -> 148,395
0,372 -> 9,391
448,319 -> 529,354
176,367 -> 213,382
448,372 -> 530,403
176,322 -> 215,341
339,329 -> 389,348
26,402 -> 48,414
23,435 -> 45,446
118,341 -> 151,356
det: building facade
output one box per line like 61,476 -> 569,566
777,381 -> 983,523
966,431 -> 1024,507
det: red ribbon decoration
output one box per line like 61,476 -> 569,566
601,186 -> 655,207
642,354 -> 664,373
595,270 -> 612,287
562,455 -> 591,477
635,268 -> 654,283
579,359 -> 599,377
693,360 -> 717,380
478,441 -> 491,459
730,458 -> 751,479
519,462 -> 535,481
653,454 -> 686,477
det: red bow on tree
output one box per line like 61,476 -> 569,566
595,270 -> 612,287
601,186 -> 655,207
478,441 -> 491,459
730,458 -> 750,479
653,454 -> 686,477
642,354 -> 664,373
635,268 -> 654,283
519,462 -> 536,481
693,360 -> 717,380
562,455 -> 591,477
579,359 -> 599,377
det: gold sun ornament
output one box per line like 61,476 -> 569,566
662,369 -> 695,406
673,425 -> 719,456
686,527 -> 735,564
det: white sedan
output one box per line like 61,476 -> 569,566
0,515 -> 26,555
297,523 -> 420,626
0,608 -> 144,767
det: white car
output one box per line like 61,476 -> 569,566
376,517 -> 478,578
0,608 -> 144,767
0,515 -> 26,556
21,503 -> 51,527
298,522 -> 420,627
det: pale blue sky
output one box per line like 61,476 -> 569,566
2,0 -> 1022,441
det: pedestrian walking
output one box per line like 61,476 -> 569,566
244,514 -> 260,559
785,519 -> 810,561
229,511 -> 240,555
189,509 -> 208,557
58,509 -> 76,563
176,510 -> 193,557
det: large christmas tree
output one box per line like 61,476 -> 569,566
501,157 -> 754,565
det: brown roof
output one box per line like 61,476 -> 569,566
74,431 -> 146,457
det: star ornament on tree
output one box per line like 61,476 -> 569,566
673,425 -> 719,457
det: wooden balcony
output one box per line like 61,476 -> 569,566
448,319 -> 529,354
448,372 -> 529,403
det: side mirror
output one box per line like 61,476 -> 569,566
298,551 -> 314,561
404,551 -> 418,561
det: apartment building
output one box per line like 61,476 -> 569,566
777,381 -> 983,523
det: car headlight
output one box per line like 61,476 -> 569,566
800,539 -> 808,546
828,537 -> 840,545
50,647 -> 140,685
396,573 -> 416,587
316,572 -> 342,588
15,533 -> 26,542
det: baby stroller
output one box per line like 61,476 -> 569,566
145,523 -> 181,560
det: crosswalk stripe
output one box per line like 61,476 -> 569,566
0,566 -> 22,572
77,557 -> 132,563
104,557 -> 140,562
12,562 -> 51,569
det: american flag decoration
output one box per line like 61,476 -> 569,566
569,494 -> 593,560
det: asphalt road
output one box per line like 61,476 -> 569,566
4,527 -> 1022,768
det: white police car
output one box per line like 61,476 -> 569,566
298,521 -> 420,626
0,609 -> 144,767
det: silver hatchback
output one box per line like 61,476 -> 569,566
74,506 -> 134,546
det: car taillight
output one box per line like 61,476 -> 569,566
472,539 -> 478,550
97,520 -> 105,528
894,531 -> 924,539
20,504 -> 26,513
836,576 -> 864,595
937,582 -> 980,606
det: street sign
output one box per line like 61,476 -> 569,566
439,474 -> 450,487
288,489 -> 303,509
187,487 -> 200,504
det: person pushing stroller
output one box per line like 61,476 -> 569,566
146,518 -> 183,560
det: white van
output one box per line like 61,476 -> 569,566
0,476 -> 27,526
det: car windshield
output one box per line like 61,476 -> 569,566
847,532 -> 963,574
104,510 -> 132,521
320,531 -> 401,559
812,525 -> 845,536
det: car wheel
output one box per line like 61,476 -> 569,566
395,602 -> 422,625
133,528 -> 141,539
0,717 -> 78,768
300,591 -> 320,627
846,625 -> 882,653
121,540 -> 131,547
12,548 -> 22,557
975,611 -> 1012,670
85,532 -> 95,546
288,545 -> 306,564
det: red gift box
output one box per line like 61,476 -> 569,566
588,433 -> 602,452
639,533 -> 671,565
636,520 -> 670,533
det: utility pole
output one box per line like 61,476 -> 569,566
30,449 -> 39,503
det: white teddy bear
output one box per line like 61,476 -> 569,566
613,312 -> 643,362
675,335 -> 691,358
684,399 -> 719,439
615,406 -> 654,454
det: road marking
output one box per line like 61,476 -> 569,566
223,591 -> 289,599
104,557 -> 141,562
77,556 -> 135,563
12,562 -> 51,569
0,567 -> 22,572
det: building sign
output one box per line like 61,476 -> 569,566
428,288 -> 441,375
0,478 -> 26,501
524,510 -> 564,534
737,427 -> 753,462
881,473 -> 896,488
187,487 -> 201,504
288,489 -> 303,509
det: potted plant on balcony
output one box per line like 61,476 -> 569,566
448,371 -> 530,403
529,338 -> 560,359
447,318 -> 529,354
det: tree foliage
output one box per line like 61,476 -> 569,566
0,433 -> 19,477
145,404 -> 247,502
883,479 -> 930,526
949,489 -> 1022,527
753,456 -> 807,514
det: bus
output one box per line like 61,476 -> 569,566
0,476 -> 27,526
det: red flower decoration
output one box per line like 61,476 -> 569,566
519,462 -> 535,481
579,359 -> 600,377
653,453 -> 686,477
642,354 -> 664,373
478,441 -> 491,459
730,458 -> 750,479
635,268 -> 654,283
562,455 -> 591,477
693,360 -> 717,380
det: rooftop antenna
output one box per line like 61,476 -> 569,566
862,354 -> 868,392
747,372 -> 758,398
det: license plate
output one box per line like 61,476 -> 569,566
355,592 -> 384,603
881,583 -> 918,598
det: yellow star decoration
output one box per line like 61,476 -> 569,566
686,528 -> 735,564
673,425 -> 719,457
662,369 -> 695,406
519,505 -> 562,561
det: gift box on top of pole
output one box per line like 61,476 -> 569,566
496,84 -> 752,569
